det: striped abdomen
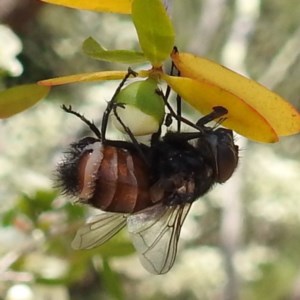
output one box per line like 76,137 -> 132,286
78,142 -> 153,213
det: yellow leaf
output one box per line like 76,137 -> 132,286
163,74 -> 278,143
172,51 -> 300,139
41,0 -> 132,14
38,71 -> 129,86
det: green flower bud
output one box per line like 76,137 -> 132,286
113,78 -> 165,136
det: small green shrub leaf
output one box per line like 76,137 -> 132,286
0,84 -> 50,118
132,0 -> 175,67
82,37 -> 147,64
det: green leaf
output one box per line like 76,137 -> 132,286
17,190 -> 57,221
132,0 -> 175,67
41,0 -> 133,14
82,37 -> 147,64
0,84 -> 50,118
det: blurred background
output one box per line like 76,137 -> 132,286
0,0 -> 300,299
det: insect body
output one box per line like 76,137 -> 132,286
57,112 -> 238,274
57,71 -> 239,274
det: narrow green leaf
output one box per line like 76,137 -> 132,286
82,37 -> 147,64
0,84 -> 50,118
132,0 -> 175,67
41,0 -> 133,14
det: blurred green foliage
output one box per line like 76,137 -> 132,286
0,0 -> 300,300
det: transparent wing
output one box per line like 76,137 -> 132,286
72,212 -> 127,249
127,203 -> 192,274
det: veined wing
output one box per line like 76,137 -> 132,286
127,203 -> 192,274
72,212 -> 127,249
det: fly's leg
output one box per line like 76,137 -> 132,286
156,89 -> 203,132
101,68 -> 137,143
61,105 -> 102,139
196,106 -> 228,127
112,103 -> 150,167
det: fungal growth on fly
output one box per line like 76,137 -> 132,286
57,69 -> 239,274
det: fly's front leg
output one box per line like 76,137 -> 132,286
196,106 -> 228,127
61,105 -> 101,139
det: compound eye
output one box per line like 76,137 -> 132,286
214,129 -> 239,183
